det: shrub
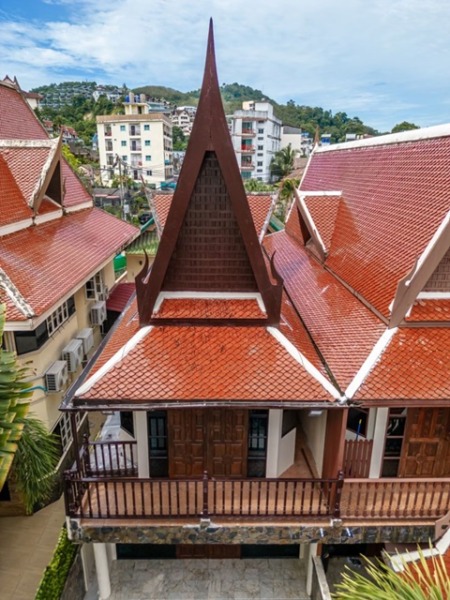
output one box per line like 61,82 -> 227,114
35,526 -> 78,600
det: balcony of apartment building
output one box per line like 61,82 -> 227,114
63,407 -> 450,539
241,157 -> 254,170
105,141 -> 113,152
104,126 -> 112,137
241,142 -> 255,154
240,122 -> 255,137
129,125 -> 141,137
130,141 -> 142,152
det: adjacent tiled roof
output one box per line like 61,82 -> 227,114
106,282 -> 136,313
356,328 -> 450,402
406,299 -> 450,322
75,324 -> 334,404
38,197 -> 61,215
0,83 -> 48,140
264,230 -> 386,390
0,209 -> 138,320
302,136 -> 450,316
151,192 -> 273,239
0,146 -> 51,206
0,155 -> 31,226
61,160 -> 92,207
303,195 -> 341,251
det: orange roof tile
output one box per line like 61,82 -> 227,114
0,146 -> 50,205
303,195 -> 341,250
264,230 -> 386,389
61,159 -> 92,207
406,299 -> 450,322
38,197 -> 61,215
106,282 -> 136,313
0,209 -> 138,320
154,298 -> 266,320
356,328 -> 450,402
0,155 -> 31,226
152,192 -> 273,239
302,138 -> 450,316
0,83 -> 48,140
75,324 -> 334,405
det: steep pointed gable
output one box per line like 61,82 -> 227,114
136,20 -> 282,325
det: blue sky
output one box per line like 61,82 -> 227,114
1,0 -> 449,132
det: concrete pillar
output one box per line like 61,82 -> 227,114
266,409 -> 283,477
306,542 -> 318,596
93,543 -> 111,600
135,411 -> 149,478
369,408 -> 389,478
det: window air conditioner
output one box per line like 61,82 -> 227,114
45,360 -> 69,393
76,328 -> 94,355
62,338 -> 84,372
90,301 -> 107,326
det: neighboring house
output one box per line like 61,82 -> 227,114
92,86 -> 123,103
229,100 -> 282,182
60,125 -> 81,144
97,94 -> 173,188
0,76 -> 139,514
61,24 -> 449,599
171,106 -> 197,136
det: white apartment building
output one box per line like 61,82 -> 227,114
281,125 -> 313,156
97,95 -> 173,188
229,101 -> 281,182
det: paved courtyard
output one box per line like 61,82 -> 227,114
101,557 -> 309,600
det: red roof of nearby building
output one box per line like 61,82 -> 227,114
0,146 -> 52,206
106,282 -> 136,313
0,155 -> 32,226
301,137 -> 450,316
0,209 -> 137,320
0,82 -> 48,140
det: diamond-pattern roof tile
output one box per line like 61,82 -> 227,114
0,146 -> 50,205
0,155 -> 31,226
154,298 -> 266,320
406,299 -> 450,322
264,231 -> 386,389
356,328 -> 450,401
0,209 -> 138,320
0,84 -> 48,140
302,138 -> 450,315
77,325 -> 334,404
303,195 -> 341,251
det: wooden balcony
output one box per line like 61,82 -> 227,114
64,440 -> 450,523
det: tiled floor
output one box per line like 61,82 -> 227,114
105,558 -> 309,600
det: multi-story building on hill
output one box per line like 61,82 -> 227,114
229,100 -> 281,182
61,23 -> 449,599
171,105 -> 197,136
0,76 -> 139,515
97,94 -> 173,189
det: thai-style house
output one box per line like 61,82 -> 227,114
61,22 -> 450,597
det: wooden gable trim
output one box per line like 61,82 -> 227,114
136,20 -> 282,326
31,136 -> 62,213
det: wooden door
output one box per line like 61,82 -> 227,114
168,409 -> 206,477
208,409 -> 248,477
168,409 -> 248,478
399,408 -> 450,477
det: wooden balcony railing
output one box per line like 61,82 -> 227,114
79,438 -> 138,479
64,472 -> 340,520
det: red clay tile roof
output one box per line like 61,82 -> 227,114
61,160 -> 92,207
264,230 -> 386,390
0,146 -> 51,206
38,197 -> 61,215
152,192 -> 273,239
0,83 -> 48,140
106,282 -> 136,313
303,195 -> 341,251
302,137 -> 450,316
0,287 -> 23,321
406,299 -> 450,322
356,328 -> 450,402
154,298 -> 266,319
0,155 -> 32,226
0,209 -> 138,320
75,324 -> 334,405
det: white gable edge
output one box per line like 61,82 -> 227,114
267,327 -> 342,401
75,326 -> 153,397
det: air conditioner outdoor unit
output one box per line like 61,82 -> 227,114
62,338 -> 84,372
76,328 -> 94,355
45,360 -> 69,393
90,301 -> 107,326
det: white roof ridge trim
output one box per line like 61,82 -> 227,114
75,326 -> 153,397
267,327 -> 342,400
345,327 -> 397,399
0,268 -> 35,318
316,123 -> 450,152
297,192 -> 327,256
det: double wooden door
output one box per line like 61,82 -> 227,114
399,408 -> 450,477
168,408 -> 248,478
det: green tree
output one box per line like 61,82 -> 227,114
275,177 -> 300,222
391,121 -> 420,133
270,144 -> 297,181
243,179 -> 275,193
334,547 -> 450,600
173,125 -> 187,151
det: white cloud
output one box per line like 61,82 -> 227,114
1,0 -> 450,130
